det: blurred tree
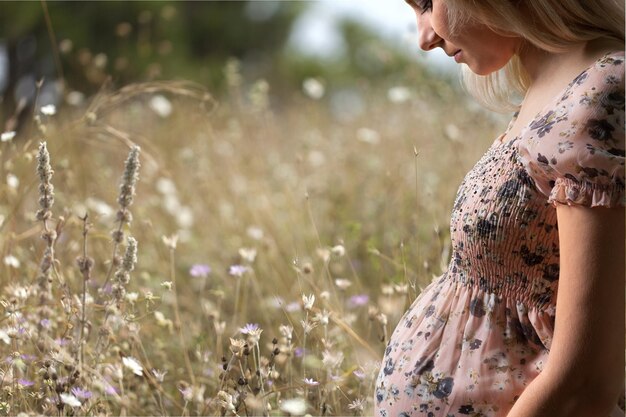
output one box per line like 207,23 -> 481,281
0,1 -> 307,130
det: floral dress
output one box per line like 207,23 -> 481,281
375,51 -> 625,417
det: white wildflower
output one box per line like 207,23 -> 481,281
150,95 -> 173,118
322,349 -> 344,369
246,226 -> 264,240
314,309 -> 331,326
280,397 -> 307,416
4,255 -> 20,268
331,244 -> 345,257
125,292 -> 139,303
238,247 -> 257,263
356,127 -> 381,145
6,174 -> 18,189
334,278 -> 352,290
122,356 -> 143,376
302,294 -> 315,311
302,77 -> 325,100
40,104 -> 57,116
279,324 -> 293,341
387,86 -> 411,103
303,377 -> 319,386
60,393 -> 81,407
160,281 -> 173,290
1,131 -> 15,142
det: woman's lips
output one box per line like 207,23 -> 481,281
453,50 -> 462,63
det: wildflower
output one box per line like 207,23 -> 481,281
300,319 -> 317,335
348,397 -> 366,412
149,95 -> 172,118
5,174 -> 18,190
331,244 -> 345,257
217,390 -> 236,413
229,338 -> 246,356
302,294 -> 315,311
36,142 -> 54,221
60,393 -> 81,407
161,281 -> 173,290
316,248 -> 330,262
302,377 -> 319,386
40,104 -> 57,116
353,368 -> 366,379
71,387 -> 93,399
246,226 -> 263,240
162,234 -> 178,250
238,247 -> 257,262
280,398 -> 307,416
394,283 -> 409,294
357,127 -> 381,145
119,291 -> 136,305
151,368 -> 167,383
285,301 -> 301,312
3,255 -> 19,268
381,284 -> 394,296
387,86 -> 411,103
17,378 -> 34,387
122,356 -> 143,376
1,131 -> 15,142
348,294 -> 369,308
189,264 -> 211,278
303,77 -> 325,100
320,290 -> 330,300
239,323 -> 260,334
334,278 -> 352,290
314,309 -> 331,326
117,146 -> 140,210
229,264 -> 249,277
322,349 -> 344,369
279,324 -> 293,341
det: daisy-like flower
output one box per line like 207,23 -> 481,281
353,368 -> 366,379
229,264 -> 249,277
161,281 -> 173,290
71,386 -> 93,399
239,323 -> 260,334
190,264 -> 211,278
302,377 -> 319,386
302,294 -> 315,311
217,390 -> 236,412
18,378 -> 34,387
122,356 -> 143,376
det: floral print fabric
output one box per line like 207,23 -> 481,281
375,51 -> 625,417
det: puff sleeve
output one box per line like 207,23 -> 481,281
517,52 -> 625,208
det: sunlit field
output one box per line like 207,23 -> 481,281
0,61 -> 506,415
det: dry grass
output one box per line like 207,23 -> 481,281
0,68 -> 505,415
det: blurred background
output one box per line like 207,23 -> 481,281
0,0 -> 461,131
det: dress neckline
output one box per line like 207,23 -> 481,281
492,49 -> 625,149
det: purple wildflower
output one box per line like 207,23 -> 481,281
348,294 -> 369,308
240,323 -> 260,334
39,318 -> 51,328
18,378 -> 34,387
104,383 -> 118,395
189,264 -> 211,278
71,387 -> 93,399
229,264 -> 249,277
294,347 -> 305,358
285,301 -> 301,312
353,369 -> 366,379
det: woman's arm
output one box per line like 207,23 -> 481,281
506,204 -> 625,417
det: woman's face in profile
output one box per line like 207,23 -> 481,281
407,0 -> 521,75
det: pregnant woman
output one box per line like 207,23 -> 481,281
375,1 -> 625,416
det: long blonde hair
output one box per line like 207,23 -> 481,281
444,0 -> 626,112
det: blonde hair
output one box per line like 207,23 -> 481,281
445,0 -> 626,112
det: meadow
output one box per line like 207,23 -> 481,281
0,61 -> 506,415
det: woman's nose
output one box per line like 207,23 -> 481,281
417,16 -> 441,51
